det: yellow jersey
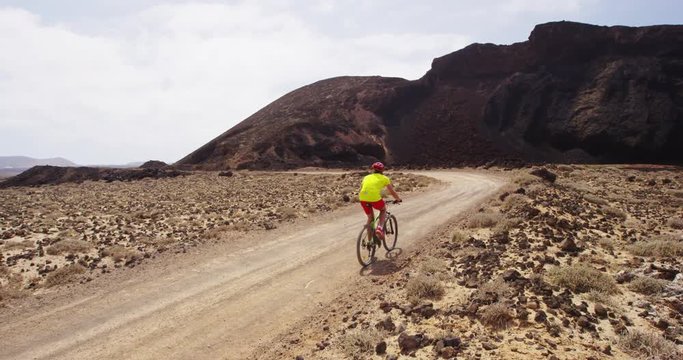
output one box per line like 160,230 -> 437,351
359,173 -> 391,202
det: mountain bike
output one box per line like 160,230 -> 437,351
356,201 -> 400,266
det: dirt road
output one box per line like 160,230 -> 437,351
0,171 -> 503,360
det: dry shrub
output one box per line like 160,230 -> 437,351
46,239 -> 92,255
102,245 -> 139,262
628,239 -> 683,258
420,257 -> 447,277
473,278 -> 514,303
479,302 -> 514,330
598,238 -> 614,251
618,330 -> 681,360
45,264 -> 85,287
139,235 -> 175,246
602,206 -> 627,221
466,212 -> 502,229
492,217 -> 522,235
513,173 -> 539,186
2,239 -> 34,251
547,263 -> 618,294
583,194 -> 608,206
500,194 -> 528,212
406,275 -> 445,304
667,217 -> 683,229
583,290 -> 621,313
629,276 -> 668,295
336,328 -> 380,359
669,189 -> 683,199
0,273 -> 26,301
452,230 -> 468,243
277,206 -> 298,220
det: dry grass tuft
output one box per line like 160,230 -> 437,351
420,257 -> 447,276
44,264 -> 86,287
597,238 -> 614,251
627,239 -> 683,258
492,217 -> 522,235
667,217 -> 683,229
451,230 -> 468,243
618,329 -> 681,360
466,212 -> 503,229
479,302 -> 514,330
102,245 -> 139,262
602,206 -> 627,221
473,278 -> 514,303
583,194 -> 608,206
336,328 -> 381,359
2,239 -> 34,251
277,206 -> 298,220
46,239 -> 92,255
547,263 -> 618,294
500,194 -> 528,212
513,173 -> 539,186
406,275 -> 445,304
0,273 -> 27,301
629,276 -> 668,295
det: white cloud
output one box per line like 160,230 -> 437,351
0,2 -> 472,164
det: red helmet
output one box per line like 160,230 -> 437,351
371,162 -> 385,171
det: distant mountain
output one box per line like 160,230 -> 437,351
0,156 -> 77,169
178,21 -> 683,169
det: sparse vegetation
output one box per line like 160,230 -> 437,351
46,238 -> 92,255
492,217 -> 522,235
420,257 -> 447,276
406,274 -> 445,304
451,230 -> 467,243
473,278 -> 514,303
44,264 -> 86,287
500,193 -> 527,212
629,276 -> 668,295
583,194 -> 608,206
597,237 -> 614,251
479,302 -> 514,330
101,245 -> 139,262
547,263 -> 618,294
627,239 -> 683,257
667,217 -> 683,229
602,206 -> 627,221
336,329 -> 381,359
466,212 -> 502,228
2,239 -> 34,251
618,330 -> 682,360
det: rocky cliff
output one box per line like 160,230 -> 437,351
178,21 -> 683,169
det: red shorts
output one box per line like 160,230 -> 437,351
360,200 -> 386,215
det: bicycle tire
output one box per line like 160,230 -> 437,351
382,214 -> 398,251
356,225 -> 376,266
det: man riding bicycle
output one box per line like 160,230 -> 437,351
359,162 -> 402,241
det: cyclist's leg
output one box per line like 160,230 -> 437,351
360,202 -> 374,241
375,201 -> 387,239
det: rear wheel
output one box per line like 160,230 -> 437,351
356,225 -> 376,266
382,215 -> 398,251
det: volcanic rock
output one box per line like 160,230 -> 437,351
177,21 -> 683,170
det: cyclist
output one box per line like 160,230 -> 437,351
359,162 -> 402,241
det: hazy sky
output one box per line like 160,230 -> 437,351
1,0 -> 681,165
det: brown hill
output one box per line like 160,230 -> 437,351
178,21 -> 683,170
0,166 -> 187,188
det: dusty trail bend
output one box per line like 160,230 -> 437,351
0,171 -> 503,360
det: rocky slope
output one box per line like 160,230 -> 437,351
255,165 -> 683,360
178,21 -> 683,170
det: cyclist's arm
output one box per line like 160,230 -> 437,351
386,184 -> 401,202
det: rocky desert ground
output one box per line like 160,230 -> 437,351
253,165 -> 683,360
2,165 -> 682,360
0,170 -> 435,304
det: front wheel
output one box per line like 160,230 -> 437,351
382,215 -> 398,251
356,225 -> 376,266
